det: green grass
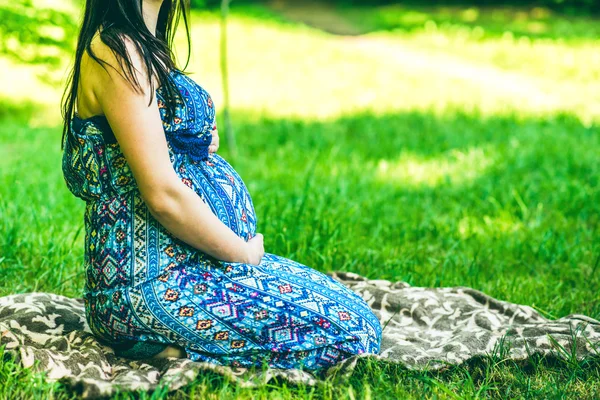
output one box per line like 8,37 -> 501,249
1,1 -> 600,398
338,4 -> 600,40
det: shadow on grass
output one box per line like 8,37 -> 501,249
0,104 -> 598,313
226,108 -> 599,319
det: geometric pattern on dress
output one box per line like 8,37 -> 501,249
62,68 -> 382,373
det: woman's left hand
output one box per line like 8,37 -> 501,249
209,122 -> 219,153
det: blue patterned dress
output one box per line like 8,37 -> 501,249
62,69 -> 382,373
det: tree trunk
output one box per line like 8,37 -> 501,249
220,0 -> 237,160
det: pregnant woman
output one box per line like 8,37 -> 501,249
60,0 -> 381,374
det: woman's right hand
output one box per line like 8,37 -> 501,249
245,233 -> 264,265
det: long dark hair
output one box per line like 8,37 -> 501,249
60,0 -> 191,149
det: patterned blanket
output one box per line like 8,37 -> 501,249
1,271 -> 599,398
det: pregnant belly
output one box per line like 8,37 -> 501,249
177,153 -> 257,241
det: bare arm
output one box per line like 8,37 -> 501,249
87,38 -> 263,265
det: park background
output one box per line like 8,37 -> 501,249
1,0 -> 599,398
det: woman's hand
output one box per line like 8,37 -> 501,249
244,233 -> 264,265
208,122 -> 219,153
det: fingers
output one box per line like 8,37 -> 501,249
209,128 -> 220,153
246,233 -> 264,265
252,233 -> 265,264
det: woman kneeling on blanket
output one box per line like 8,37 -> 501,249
60,0 -> 382,373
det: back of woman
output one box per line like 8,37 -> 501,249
61,0 -> 382,374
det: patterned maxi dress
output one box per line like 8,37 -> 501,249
62,69 -> 382,373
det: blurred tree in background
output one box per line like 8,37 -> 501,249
0,0 -> 77,84
192,0 -> 599,15
332,0 -> 599,15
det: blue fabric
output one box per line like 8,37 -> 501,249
62,69 -> 382,373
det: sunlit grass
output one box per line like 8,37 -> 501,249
457,213 -> 525,239
1,2 -> 598,126
176,7 -> 600,124
375,146 -> 495,188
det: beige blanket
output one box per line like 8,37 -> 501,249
1,271 -> 598,398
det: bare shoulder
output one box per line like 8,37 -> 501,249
84,31 -> 154,97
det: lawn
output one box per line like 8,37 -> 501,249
0,1 -> 599,398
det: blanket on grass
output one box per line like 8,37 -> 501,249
1,271 -> 599,398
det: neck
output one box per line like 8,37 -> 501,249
142,0 -> 164,36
